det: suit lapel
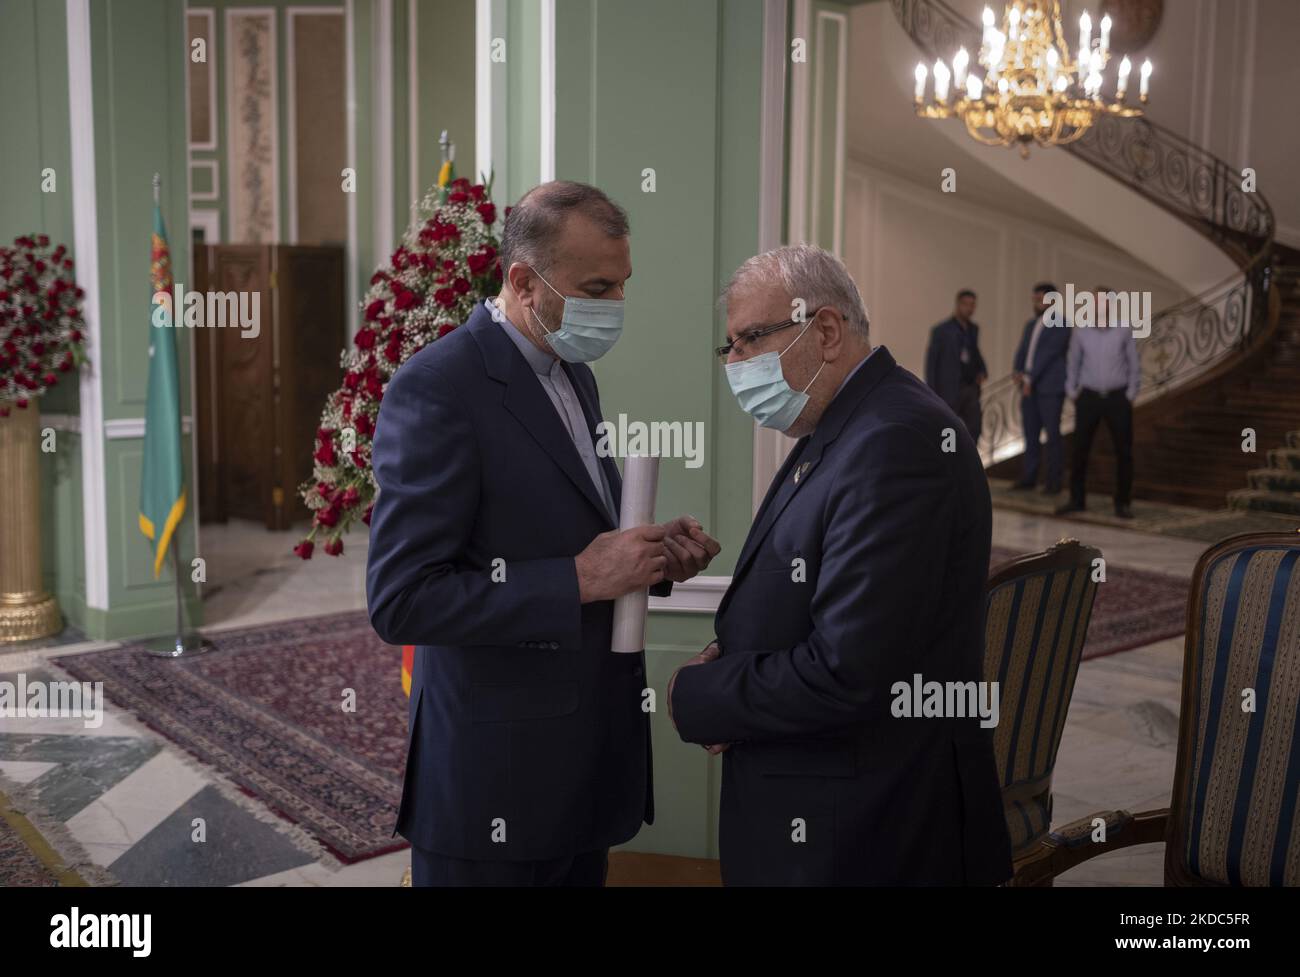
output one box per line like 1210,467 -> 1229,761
470,308 -> 616,527
717,348 -> 898,622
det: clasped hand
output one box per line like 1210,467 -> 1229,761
574,515 -> 720,604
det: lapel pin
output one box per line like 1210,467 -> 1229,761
794,462 -> 810,484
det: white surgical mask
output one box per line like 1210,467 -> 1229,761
724,319 -> 825,431
529,268 -> 625,363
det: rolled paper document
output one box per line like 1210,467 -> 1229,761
610,454 -> 660,653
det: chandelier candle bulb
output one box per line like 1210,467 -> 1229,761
966,73 -> 982,100
934,59 -> 951,101
1078,11 -> 1090,55
1117,56 -> 1131,98
1100,14 -> 1111,55
1140,60 -> 1152,99
915,62 -> 927,100
953,47 -> 969,89
982,5 -> 995,46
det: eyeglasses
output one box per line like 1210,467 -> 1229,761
715,316 -> 805,363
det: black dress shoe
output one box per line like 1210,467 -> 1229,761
1114,504 -> 1134,519
1054,501 -> 1086,516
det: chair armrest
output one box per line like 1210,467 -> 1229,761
1010,808 -> 1169,886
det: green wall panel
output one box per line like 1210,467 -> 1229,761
551,0 -> 767,859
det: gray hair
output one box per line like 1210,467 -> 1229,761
721,244 -> 870,340
499,180 -> 629,275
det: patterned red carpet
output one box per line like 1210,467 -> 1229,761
55,611 -> 408,863
990,547 -> 1188,660
52,555 -> 1186,863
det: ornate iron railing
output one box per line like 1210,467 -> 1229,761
892,0 -> 1276,464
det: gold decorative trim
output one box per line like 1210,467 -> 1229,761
0,407 -> 63,643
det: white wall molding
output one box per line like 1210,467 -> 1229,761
1234,0 -> 1257,169
787,0 -> 810,245
370,0 -> 394,255
754,0 -> 794,511
189,159 -> 220,202
66,0 -> 109,612
40,413 -> 82,434
408,0 -> 419,206
105,418 -> 194,440
190,208 -> 221,244
344,0 -> 359,335
539,0 -> 556,183
187,8 -> 219,151
809,8 -> 847,255
649,575 -> 730,615
474,0 -> 492,182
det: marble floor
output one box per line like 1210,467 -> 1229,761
0,513 -> 1206,886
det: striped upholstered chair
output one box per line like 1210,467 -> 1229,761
1013,531 -> 1300,886
984,539 -> 1102,883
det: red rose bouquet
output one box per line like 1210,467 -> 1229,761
295,177 -> 503,558
0,234 -> 88,413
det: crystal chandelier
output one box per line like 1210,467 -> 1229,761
913,1 -> 1153,157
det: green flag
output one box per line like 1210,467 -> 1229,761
138,202 -> 185,578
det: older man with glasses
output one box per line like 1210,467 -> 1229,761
668,244 -> 1011,886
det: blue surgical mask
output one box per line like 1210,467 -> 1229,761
528,267 -> 625,363
725,319 -> 825,431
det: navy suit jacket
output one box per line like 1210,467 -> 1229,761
1012,313 -> 1069,396
367,301 -> 659,861
672,347 -> 1012,885
924,316 -> 986,409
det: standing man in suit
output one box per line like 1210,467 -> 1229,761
669,245 -> 1012,885
368,181 -> 720,886
1056,285 -> 1142,520
925,289 -> 987,443
1010,282 -> 1070,493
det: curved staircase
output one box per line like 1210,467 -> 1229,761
892,0 -> 1293,513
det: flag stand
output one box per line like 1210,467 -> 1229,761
142,530 -> 212,658
140,171 -> 211,658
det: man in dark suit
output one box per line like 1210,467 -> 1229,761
368,181 -> 720,886
1011,282 -> 1070,493
924,289 -> 987,443
670,245 -> 1012,885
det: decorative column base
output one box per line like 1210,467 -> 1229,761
0,594 -> 63,643
0,405 -> 64,644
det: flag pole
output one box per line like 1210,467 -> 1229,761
142,171 -> 211,658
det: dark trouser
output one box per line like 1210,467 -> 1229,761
955,382 -> 982,444
410,845 -> 609,887
1069,388 -> 1133,508
1020,392 -> 1065,489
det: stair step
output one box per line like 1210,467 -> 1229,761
1267,448 -> 1300,471
1228,488 -> 1300,516
1248,468 -> 1300,492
